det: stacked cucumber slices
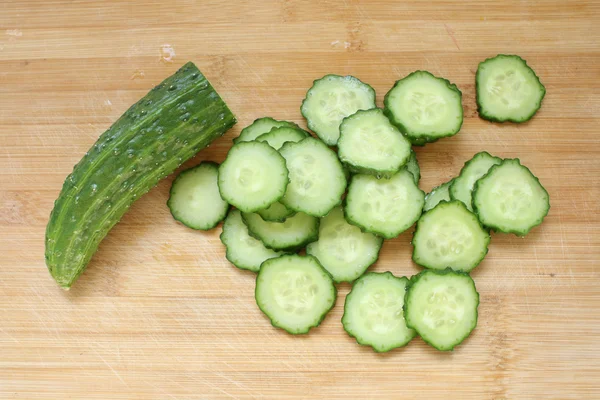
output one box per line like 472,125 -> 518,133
167,54 -> 549,352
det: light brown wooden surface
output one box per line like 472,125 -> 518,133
1,1 -> 599,399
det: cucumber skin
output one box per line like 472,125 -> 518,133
383,70 -> 463,146
424,179 -> 454,212
449,151 -> 502,210
404,268 -> 479,351
45,62 -> 237,289
476,54 -> 546,123
405,149 -> 421,185
472,158 -> 550,236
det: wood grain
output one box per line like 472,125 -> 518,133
1,0 -> 599,398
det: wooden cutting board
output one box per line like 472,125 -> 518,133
1,1 -> 599,398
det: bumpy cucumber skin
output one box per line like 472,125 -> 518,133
45,62 -> 237,289
449,151 -> 502,210
383,71 -> 463,146
424,179 -> 454,212
241,212 -> 320,252
404,268 -> 479,351
255,254 -> 337,335
342,272 -> 416,352
476,54 -> 546,123
234,117 -> 299,144
405,149 -> 420,185
472,158 -> 550,236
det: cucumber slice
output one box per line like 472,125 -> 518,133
342,272 -> 416,352
279,137 -> 347,217
167,162 -> 229,230
384,71 -> 463,145
476,54 -> 546,123
412,201 -> 490,272
256,126 -> 310,150
234,117 -> 298,143
242,211 -> 319,251
424,179 -> 453,212
405,149 -> 420,185
255,255 -> 337,334
218,141 -> 289,213
345,169 -> 424,239
301,74 -> 376,145
220,210 -> 285,272
473,158 -> 550,235
405,269 -> 479,351
338,108 -> 412,177
256,201 -> 296,222
306,207 -> 383,283
450,152 -> 502,212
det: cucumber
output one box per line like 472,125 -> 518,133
255,255 -> 337,334
473,158 -> 550,236
345,169 -> 425,239
301,74 -> 376,145
242,211 -> 319,251
405,149 -> 420,185
256,201 -> 296,223
167,162 -> 229,230
405,269 -> 479,351
220,210 -> 285,272
45,62 -> 237,289
256,126 -> 310,150
476,54 -> 546,123
384,71 -> 463,145
412,201 -> 490,272
338,108 -> 412,177
306,206 -> 383,283
342,272 -> 416,352
450,151 -> 502,212
279,137 -> 347,217
424,179 -> 453,212
218,141 -> 289,213
234,117 -> 298,143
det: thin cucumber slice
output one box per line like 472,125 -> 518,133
342,272 -> 416,352
345,169 -> 424,239
234,117 -> 299,143
167,162 -> 229,230
256,201 -> 296,222
476,54 -> 546,123
384,71 -> 463,145
220,210 -> 285,272
412,201 -> 490,272
450,152 -> 502,212
218,141 -> 289,213
405,269 -> 479,351
256,126 -> 310,150
242,211 -> 319,251
424,179 -> 453,212
301,74 -> 376,145
338,108 -> 412,177
473,158 -> 550,236
306,206 -> 383,283
405,149 -> 420,185
279,137 -> 347,217
255,255 -> 337,334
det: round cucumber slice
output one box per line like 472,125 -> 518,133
256,201 -> 296,222
424,179 -> 453,212
450,151 -> 502,212
234,117 -> 299,143
256,126 -> 310,150
241,211 -> 319,251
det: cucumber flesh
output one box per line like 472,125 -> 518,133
234,117 -> 298,143
255,255 -> 337,334
256,201 -> 296,222
405,149 -> 420,185
218,141 -> 289,213
476,54 -> 546,123
424,179 -> 453,212
242,211 -> 319,251
342,272 -> 415,352
306,206 -> 383,283
384,71 -> 463,145
473,158 -> 550,235
405,269 -> 479,351
301,74 -> 376,145
338,108 -> 412,177
167,162 -> 229,230
412,201 -> 490,272
256,126 -> 309,150
450,151 -> 502,211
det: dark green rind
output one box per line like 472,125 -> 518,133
256,202 -> 296,223
45,62 -> 237,289
255,255 -> 337,335
256,126 -> 310,150
241,212 -> 319,252
405,149 -> 421,185
234,117 -> 299,144
472,158 -> 550,236
476,54 -> 546,123
404,268 -> 479,351
342,272 -> 416,352
424,178 -> 454,212
167,162 -> 229,230
383,71 -> 463,146
411,200 -> 491,272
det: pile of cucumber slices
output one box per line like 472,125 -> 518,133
167,54 -> 549,352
